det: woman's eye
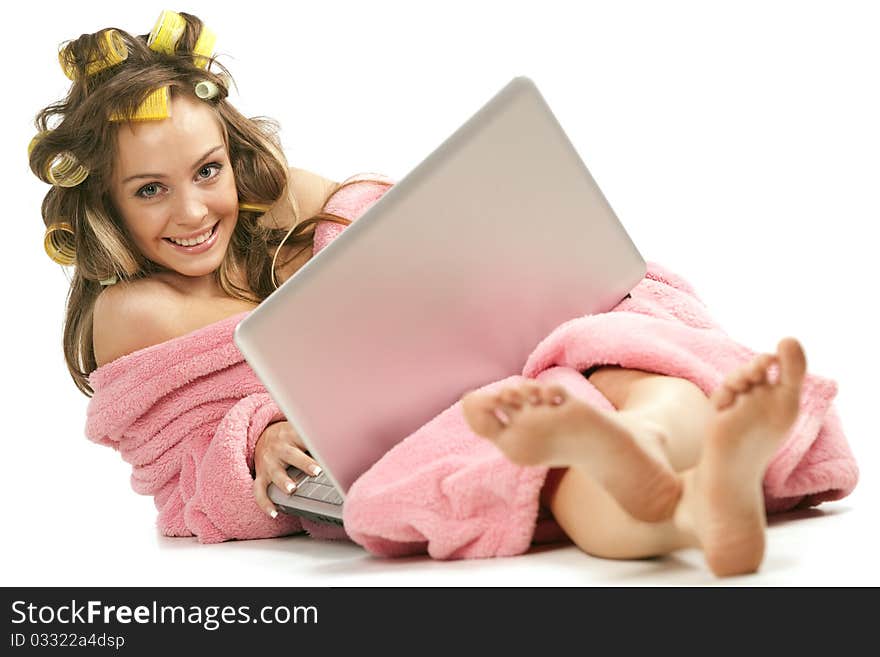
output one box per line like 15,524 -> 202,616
136,183 -> 161,199
198,163 -> 222,180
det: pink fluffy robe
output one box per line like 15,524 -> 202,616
85,174 -> 859,558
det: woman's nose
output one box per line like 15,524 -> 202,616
174,189 -> 210,225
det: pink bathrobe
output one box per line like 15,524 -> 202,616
85,173 -> 859,558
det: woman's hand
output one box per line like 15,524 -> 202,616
253,420 -> 323,518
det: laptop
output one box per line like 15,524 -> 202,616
233,75 -> 646,525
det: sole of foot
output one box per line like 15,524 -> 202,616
681,337 -> 807,577
461,381 -> 682,522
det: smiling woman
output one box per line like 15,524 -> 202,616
28,12 -> 360,396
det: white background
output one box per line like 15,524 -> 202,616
2,0 -> 877,586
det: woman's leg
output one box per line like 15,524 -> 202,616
533,367 -> 715,559
540,464 -> 698,560
531,367 -> 719,559
462,366 -> 717,523
586,349 -> 782,472
586,366 -> 718,472
461,337 -> 808,575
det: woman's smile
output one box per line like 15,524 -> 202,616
163,220 -> 221,253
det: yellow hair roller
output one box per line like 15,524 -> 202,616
59,29 -> 128,80
44,221 -> 76,266
28,131 -> 48,158
193,25 -> 217,68
109,86 -> 171,122
238,202 -> 272,213
46,152 -> 89,187
147,10 -> 187,55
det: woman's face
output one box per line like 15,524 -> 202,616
110,92 -> 239,283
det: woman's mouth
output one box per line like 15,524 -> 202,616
163,221 -> 220,254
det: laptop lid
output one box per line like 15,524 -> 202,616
234,75 -> 646,502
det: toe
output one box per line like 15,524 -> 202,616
536,385 -> 554,405
461,392 -> 508,437
711,384 -> 736,410
747,354 -> 774,384
777,338 -> 807,390
521,382 -> 543,405
726,370 -> 751,393
544,385 -> 568,405
493,406 -> 512,427
499,388 -> 525,409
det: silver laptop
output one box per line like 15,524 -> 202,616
233,76 -> 646,525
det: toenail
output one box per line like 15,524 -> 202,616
494,408 -> 511,425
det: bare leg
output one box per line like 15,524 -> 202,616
589,366 -> 718,472
461,337 -> 808,575
533,368 -> 720,557
461,377 -> 683,522
540,464 -> 698,560
458,366 -> 716,522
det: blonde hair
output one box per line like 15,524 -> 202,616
29,12 -> 369,397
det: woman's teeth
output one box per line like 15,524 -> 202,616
167,224 -> 214,246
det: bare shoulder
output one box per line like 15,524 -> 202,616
92,278 -> 183,367
289,167 -> 340,217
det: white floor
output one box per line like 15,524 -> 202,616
3,501 -> 874,588
3,465 -> 875,588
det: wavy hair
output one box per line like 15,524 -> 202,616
29,12 -> 373,398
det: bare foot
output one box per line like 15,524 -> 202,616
461,381 -> 682,522
676,337 -> 807,577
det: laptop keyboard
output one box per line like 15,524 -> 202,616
289,468 -> 343,505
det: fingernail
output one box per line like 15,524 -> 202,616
552,395 -> 564,405
269,510 -> 278,519
493,408 -> 510,425
286,482 -> 296,493
310,465 -> 322,477
529,395 -> 540,404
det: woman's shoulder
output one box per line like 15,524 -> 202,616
289,167 -> 341,217
92,278 -> 182,368
92,277 -> 257,368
